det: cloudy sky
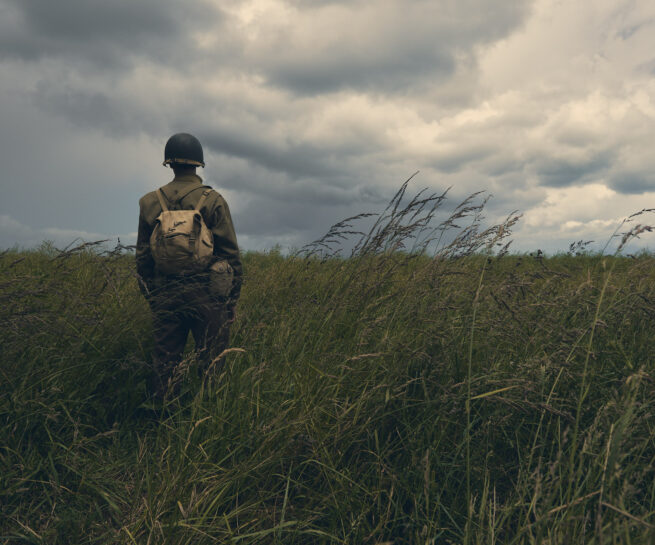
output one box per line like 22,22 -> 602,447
1,0 -> 655,254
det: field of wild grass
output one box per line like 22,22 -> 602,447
2,183 -> 655,544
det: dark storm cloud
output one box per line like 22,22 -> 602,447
250,0 -> 533,96
608,171 -> 655,195
34,86 -> 129,135
209,159 -> 389,214
236,195 -> 340,236
0,0 -> 221,69
31,81 -> 169,138
0,0 -> 535,148
429,143 -> 497,174
201,129 -> 347,181
532,155 -> 613,188
265,46 -> 456,95
233,181 -> 412,251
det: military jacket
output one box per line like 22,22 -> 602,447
136,173 -> 242,302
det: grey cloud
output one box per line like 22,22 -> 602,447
30,80 -> 170,139
531,155 -> 612,188
2,0 -> 535,163
236,196 -> 330,237
608,171 -> 655,195
0,0 -> 222,69
483,154 -> 526,178
194,103 -> 392,187
34,86 -> 131,136
265,46 -> 455,96
202,129 -> 347,181
429,143 -> 497,174
27,73 -> 387,191
0,82 -> 162,241
210,162 -> 389,212
203,153 -> 398,243
233,182 -> 411,248
244,0 -> 532,96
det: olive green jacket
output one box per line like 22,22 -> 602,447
136,173 -> 242,302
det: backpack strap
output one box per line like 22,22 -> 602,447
195,189 -> 212,212
155,189 -> 169,212
176,184 -> 204,204
157,185 -> 206,212
189,189 -> 212,257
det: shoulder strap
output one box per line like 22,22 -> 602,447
155,189 -> 168,212
176,184 -> 204,204
195,189 -> 212,212
158,184 -> 204,211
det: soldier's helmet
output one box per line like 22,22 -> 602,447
163,133 -> 205,167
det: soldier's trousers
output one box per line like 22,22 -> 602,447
148,279 -> 230,400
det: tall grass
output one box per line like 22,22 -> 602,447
2,184 -> 655,543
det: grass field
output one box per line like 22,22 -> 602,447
2,185 -> 655,544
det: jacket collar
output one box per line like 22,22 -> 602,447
160,173 -> 204,201
171,173 -> 203,184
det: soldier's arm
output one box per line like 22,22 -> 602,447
136,205 -> 156,298
210,195 -> 243,304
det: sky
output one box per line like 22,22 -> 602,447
1,0 -> 655,255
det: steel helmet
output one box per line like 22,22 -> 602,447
163,133 -> 205,167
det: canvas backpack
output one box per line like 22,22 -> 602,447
149,187 -> 214,275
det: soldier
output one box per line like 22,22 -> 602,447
136,133 -> 242,401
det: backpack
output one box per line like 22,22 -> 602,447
149,187 -> 214,275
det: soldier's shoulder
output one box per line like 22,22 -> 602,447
201,183 -> 218,194
139,190 -> 161,208
139,191 -> 162,226
202,185 -> 227,205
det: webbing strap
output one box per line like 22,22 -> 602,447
189,223 -> 197,254
176,184 -> 203,204
188,189 -> 211,256
155,189 -> 168,212
195,189 -> 211,211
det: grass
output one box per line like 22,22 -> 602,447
2,182 -> 655,543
